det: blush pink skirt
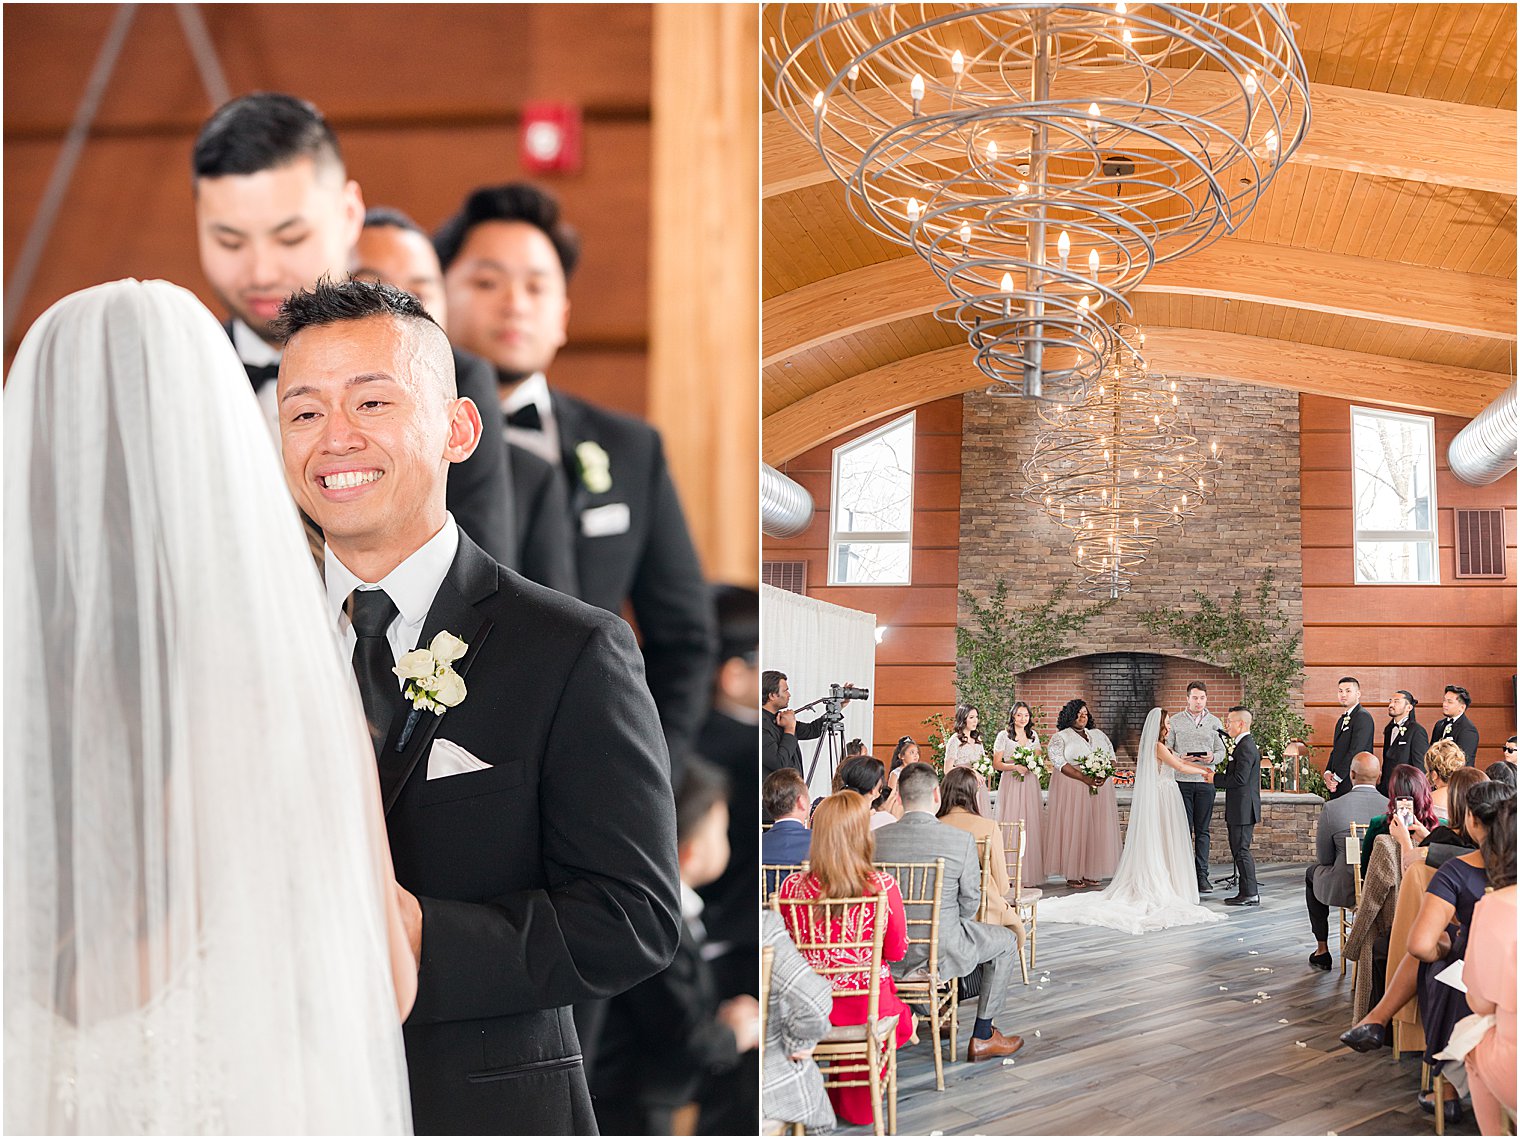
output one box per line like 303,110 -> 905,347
995,770 -> 1046,886
1043,769 -> 1121,882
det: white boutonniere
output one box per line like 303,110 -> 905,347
391,631 -> 468,750
1396,724 -> 1407,739
1340,712 -> 1351,731
575,440 -> 612,494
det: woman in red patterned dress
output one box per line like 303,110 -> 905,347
777,791 -> 914,1125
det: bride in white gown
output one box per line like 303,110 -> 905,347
1040,708 -> 1226,934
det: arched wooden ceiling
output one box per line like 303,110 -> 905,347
762,2 -> 1518,464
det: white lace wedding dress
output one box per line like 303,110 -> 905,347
1039,709 -> 1225,935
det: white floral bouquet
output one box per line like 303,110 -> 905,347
1076,747 -> 1115,796
972,751 -> 998,787
1007,744 -> 1046,785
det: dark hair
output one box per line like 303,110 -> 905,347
1444,685 -> 1472,708
1186,681 -> 1208,695
895,761 -> 940,806
1395,689 -> 1417,707
838,756 -> 887,809
845,739 -> 867,758
432,182 -> 581,278
1229,705 -> 1251,715
763,769 -> 808,820
711,585 -> 758,665
936,766 -> 983,818
1386,764 -> 1438,830
270,276 -> 439,344
1484,759 -> 1518,790
1447,766 -> 1490,842
1006,701 -> 1035,740
1339,676 -> 1360,687
953,704 -> 980,745
1472,783 -> 1516,889
762,670 -> 786,703
889,736 -> 918,772
363,206 -> 426,236
192,92 -> 342,180
1056,699 -> 1090,733
674,756 -> 727,845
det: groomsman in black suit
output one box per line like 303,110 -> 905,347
1379,688 -> 1430,796
1431,685 -> 1481,765
190,93 -> 516,567
354,206 -> 578,595
1219,707 -> 1262,905
274,279 -> 679,1134
1324,676 -> 1376,800
433,183 -> 715,756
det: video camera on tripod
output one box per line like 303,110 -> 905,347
798,683 -> 870,785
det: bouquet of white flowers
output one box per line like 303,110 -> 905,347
972,751 -> 998,787
1006,744 -> 1046,785
1076,747 -> 1116,796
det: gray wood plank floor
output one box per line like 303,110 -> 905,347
834,864 -> 1480,1136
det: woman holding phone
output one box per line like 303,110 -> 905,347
1359,764 -> 1439,876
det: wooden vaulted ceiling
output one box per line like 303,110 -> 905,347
762,3 -> 1518,463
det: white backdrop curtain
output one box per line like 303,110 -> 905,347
760,585 -> 877,799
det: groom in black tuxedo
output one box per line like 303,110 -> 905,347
1219,707 -> 1262,906
274,278 -> 680,1135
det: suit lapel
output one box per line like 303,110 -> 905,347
378,534 -> 500,814
550,390 -> 591,517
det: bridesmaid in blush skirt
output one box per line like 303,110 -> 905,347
1043,697 -> 1122,887
944,703 -> 992,818
992,700 -> 1046,887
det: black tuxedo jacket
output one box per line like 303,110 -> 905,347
508,443 -> 579,596
1380,715 -> 1430,794
761,708 -> 824,778
378,533 -> 681,1135
549,390 -> 715,754
1431,713 -> 1480,765
694,709 -> 760,983
1327,704 -> 1376,800
1218,734 -> 1262,825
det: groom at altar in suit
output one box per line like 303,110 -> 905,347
274,278 -> 680,1135
1218,708 -> 1262,906
1324,677 -> 1376,800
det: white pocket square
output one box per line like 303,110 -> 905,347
426,738 -> 493,780
580,502 -> 631,538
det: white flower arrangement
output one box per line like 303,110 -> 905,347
1076,747 -> 1115,796
1007,744 -> 1046,783
973,752 -> 998,787
575,440 -> 612,494
393,631 -> 469,715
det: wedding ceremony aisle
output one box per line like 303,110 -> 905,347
842,866 -> 1477,1137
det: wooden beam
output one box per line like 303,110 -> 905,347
765,79 -> 1516,199
763,330 -> 1511,463
763,242 -> 1516,366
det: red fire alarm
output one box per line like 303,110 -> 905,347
520,102 -> 582,174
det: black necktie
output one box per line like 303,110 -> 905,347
244,361 -> 281,390
349,589 -> 400,753
506,403 -> 543,431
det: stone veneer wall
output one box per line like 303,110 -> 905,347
1115,792 -> 1321,866
959,377 -> 1305,678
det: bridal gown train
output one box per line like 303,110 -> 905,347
1039,710 -> 1224,935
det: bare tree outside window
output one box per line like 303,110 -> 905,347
1351,407 -> 1438,584
830,413 -> 914,584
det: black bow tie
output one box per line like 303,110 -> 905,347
244,362 -> 281,390
505,403 -> 543,432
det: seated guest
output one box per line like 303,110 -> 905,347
1306,752 -> 1383,971
1380,689 -> 1429,797
1430,685 -> 1480,765
592,759 -> 759,1136
1458,791 -> 1517,1136
1394,766 -> 1488,874
1425,739 -> 1470,824
1342,769 -> 1492,1054
838,756 -> 897,829
762,769 -> 812,884
1485,754 -> 1516,790
1360,764 -> 1439,877
845,739 -> 867,758
884,737 -> 920,821
936,767 -> 1026,946
760,909 -> 837,1134
777,793 -> 914,1127
874,763 -> 1024,1062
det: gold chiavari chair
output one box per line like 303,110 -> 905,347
762,862 -> 807,907
874,858 -> 955,1093
999,818 -> 1040,977
1341,821 -> 1365,977
773,891 -> 898,1136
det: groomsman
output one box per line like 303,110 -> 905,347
1431,685 -> 1481,764
1166,681 -> 1227,894
189,93 -> 516,567
1324,677 -> 1375,800
1379,689 -> 1429,796
434,182 -> 714,754
354,206 -> 578,595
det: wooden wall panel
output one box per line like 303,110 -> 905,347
765,396 -> 963,760
1299,393 -> 1518,768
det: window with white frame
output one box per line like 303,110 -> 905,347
830,412 -> 915,585
1350,406 -> 1439,585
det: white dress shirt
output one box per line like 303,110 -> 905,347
232,318 -> 284,438
324,514 -> 460,682
500,371 -> 560,465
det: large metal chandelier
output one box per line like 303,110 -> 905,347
1021,325 -> 1222,596
765,3 -> 1312,399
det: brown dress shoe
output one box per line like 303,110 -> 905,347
966,1028 -> 1025,1063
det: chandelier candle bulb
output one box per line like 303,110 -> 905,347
1089,248 -> 1100,277
960,222 -> 972,248
1087,102 -> 1101,139
907,198 -> 921,223
910,72 -> 925,113
1057,229 -> 1071,270
951,48 -> 965,76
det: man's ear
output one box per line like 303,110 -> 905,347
444,396 -> 483,464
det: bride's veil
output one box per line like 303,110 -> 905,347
4,280 -> 410,1132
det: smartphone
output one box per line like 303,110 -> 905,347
1395,798 -> 1415,827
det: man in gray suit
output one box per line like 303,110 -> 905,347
872,763 -> 1024,1062
1305,751 -> 1383,971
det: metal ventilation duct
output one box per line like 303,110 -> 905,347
761,463 -> 813,538
1449,382 -> 1518,487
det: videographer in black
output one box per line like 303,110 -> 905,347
761,671 -> 865,780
